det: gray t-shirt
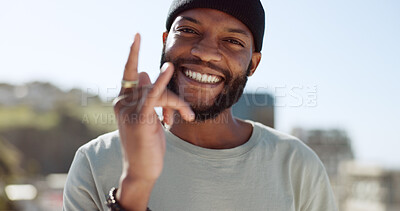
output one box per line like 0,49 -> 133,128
63,121 -> 338,211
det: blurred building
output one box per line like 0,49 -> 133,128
232,92 -> 274,128
292,128 -> 400,211
338,161 -> 400,211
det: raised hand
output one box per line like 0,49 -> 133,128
113,33 -> 194,210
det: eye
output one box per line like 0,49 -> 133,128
177,27 -> 198,34
225,39 -> 244,47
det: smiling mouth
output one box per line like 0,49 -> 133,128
183,69 -> 223,84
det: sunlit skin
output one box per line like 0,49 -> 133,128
114,8 -> 261,211
162,8 -> 261,149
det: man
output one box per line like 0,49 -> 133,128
63,0 -> 338,210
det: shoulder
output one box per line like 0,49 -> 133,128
71,130 -> 123,175
251,121 -> 337,209
252,122 -> 315,155
67,130 -> 122,178
63,130 -> 122,210
251,121 -> 324,169
77,130 -> 122,159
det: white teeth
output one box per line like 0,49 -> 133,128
184,70 -> 221,84
196,72 -> 202,81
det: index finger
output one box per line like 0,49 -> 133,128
123,33 -> 141,81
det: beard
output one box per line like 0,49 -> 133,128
161,50 -> 252,122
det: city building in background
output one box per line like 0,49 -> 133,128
291,128 -> 400,211
232,92 -> 274,128
338,161 -> 400,211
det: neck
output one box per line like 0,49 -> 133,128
169,109 -> 253,149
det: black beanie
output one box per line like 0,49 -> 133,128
166,0 -> 265,52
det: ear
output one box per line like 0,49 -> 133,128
248,52 -> 261,77
162,31 -> 169,45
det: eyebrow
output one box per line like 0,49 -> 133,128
180,16 -> 201,25
226,28 -> 250,38
179,16 -> 250,38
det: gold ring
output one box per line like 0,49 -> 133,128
121,79 -> 139,88
112,94 -> 128,106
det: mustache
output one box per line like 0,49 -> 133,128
171,58 -> 232,82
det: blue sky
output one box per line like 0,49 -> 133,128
1,0 -> 399,168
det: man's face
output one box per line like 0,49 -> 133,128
161,8 -> 260,121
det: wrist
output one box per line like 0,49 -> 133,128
116,176 -> 156,211
106,187 -> 152,211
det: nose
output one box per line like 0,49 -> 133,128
191,37 -> 222,62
